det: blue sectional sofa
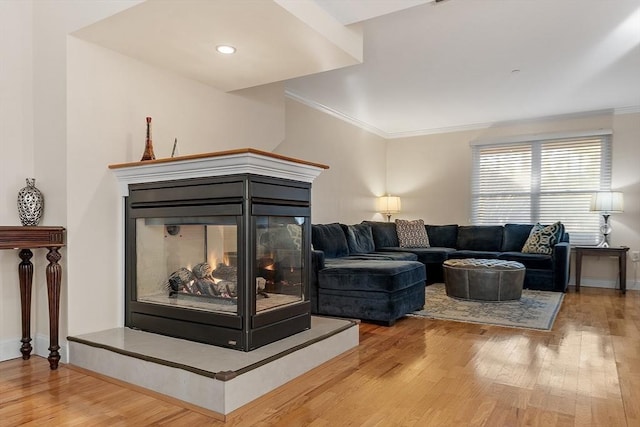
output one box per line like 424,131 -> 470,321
310,221 -> 570,325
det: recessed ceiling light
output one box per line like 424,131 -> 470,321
216,45 -> 236,55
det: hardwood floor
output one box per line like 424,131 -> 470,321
1,286 -> 638,426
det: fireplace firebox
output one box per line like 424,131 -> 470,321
111,150 -> 327,351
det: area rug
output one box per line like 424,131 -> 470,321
409,283 -> 564,330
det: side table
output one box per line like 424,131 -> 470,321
0,226 -> 65,369
574,246 -> 629,294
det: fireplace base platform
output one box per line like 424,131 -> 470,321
67,316 -> 358,418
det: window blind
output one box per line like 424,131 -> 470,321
471,134 -> 612,245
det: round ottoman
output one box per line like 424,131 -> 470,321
443,258 -> 525,301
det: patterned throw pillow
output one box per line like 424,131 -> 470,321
395,219 -> 430,248
521,222 -> 563,255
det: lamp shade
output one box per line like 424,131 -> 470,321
377,195 -> 401,214
590,191 -> 624,213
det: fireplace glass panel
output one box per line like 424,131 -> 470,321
136,217 -> 239,314
256,216 -> 305,313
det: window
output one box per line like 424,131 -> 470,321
471,132 -> 612,245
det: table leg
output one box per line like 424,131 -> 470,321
620,253 -> 626,295
46,247 -> 62,370
18,249 -> 34,359
575,250 -> 582,292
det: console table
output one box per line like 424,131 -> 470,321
0,226 -> 65,369
574,246 -> 629,295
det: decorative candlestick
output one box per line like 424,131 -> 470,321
140,117 -> 156,161
171,137 -> 178,157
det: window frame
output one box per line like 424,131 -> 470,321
470,131 -> 613,246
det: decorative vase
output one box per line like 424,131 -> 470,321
140,116 -> 156,161
17,178 -> 44,226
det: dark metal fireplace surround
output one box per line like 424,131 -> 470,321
124,174 -> 312,351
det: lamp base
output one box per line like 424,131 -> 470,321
598,214 -> 612,247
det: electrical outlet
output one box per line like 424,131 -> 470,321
632,251 -> 640,262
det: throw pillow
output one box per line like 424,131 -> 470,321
311,223 -> 349,258
344,223 -> 376,254
521,222 -> 563,255
395,219 -> 430,248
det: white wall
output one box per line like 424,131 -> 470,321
386,129 -> 476,225
66,38 -> 285,338
387,111 -> 640,289
0,0 -> 149,362
0,0 -> 34,361
277,98 -> 388,224
0,0 -> 285,362
609,112 -> 640,289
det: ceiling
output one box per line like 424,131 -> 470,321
72,0 -> 364,92
73,0 -> 640,138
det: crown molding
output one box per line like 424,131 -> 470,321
284,90 -> 389,138
385,122 -> 492,138
285,90 -> 640,140
614,105 -> 640,115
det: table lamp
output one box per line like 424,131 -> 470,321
590,191 -> 624,247
377,195 -> 401,222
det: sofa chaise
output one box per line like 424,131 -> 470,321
311,223 -> 426,326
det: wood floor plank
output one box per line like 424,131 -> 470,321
1,286 -> 638,426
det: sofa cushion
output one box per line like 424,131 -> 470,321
339,253 -> 416,261
498,252 -> 553,270
501,223 -> 534,252
456,226 -> 503,251
311,223 -> 349,258
522,222 -> 564,255
395,219 -> 430,248
319,259 -> 426,292
378,247 -> 454,265
341,223 -> 376,254
426,224 -> 458,248
363,221 -> 399,248
371,251 -> 419,261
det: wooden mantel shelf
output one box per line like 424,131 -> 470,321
108,148 -> 330,170
108,148 -> 330,197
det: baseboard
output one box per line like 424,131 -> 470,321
0,337 -> 22,362
34,333 -> 69,364
1,334 -> 68,364
570,278 -> 639,291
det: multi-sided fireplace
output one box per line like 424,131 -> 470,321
110,149 -> 327,351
